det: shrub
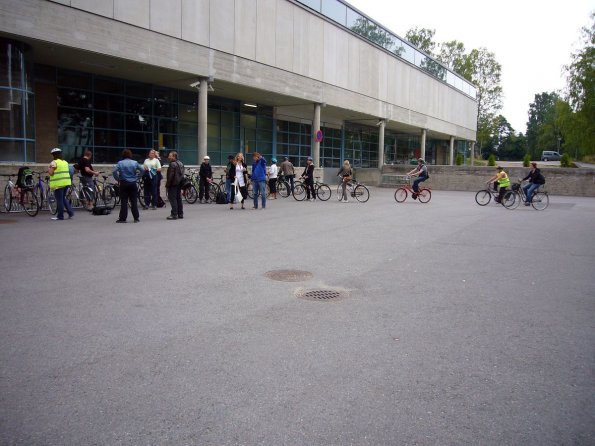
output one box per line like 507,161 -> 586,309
523,154 -> 531,167
560,153 -> 573,167
487,154 -> 496,166
455,153 -> 464,165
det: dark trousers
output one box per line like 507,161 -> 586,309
412,176 -> 427,193
287,174 -> 295,193
54,186 -> 74,220
305,179 -> 316,199
269,178 -> 277,194
199,179 -> 210,201
143,175 -> 158,207
118,180 -> 139,221
167,185 -> 183,217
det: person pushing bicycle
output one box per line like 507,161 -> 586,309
407,158 -> 429,200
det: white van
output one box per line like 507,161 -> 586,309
541,151 -> 561,161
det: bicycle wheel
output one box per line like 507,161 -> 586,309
502,190 -> 517,209
394,187 -> 407,203
247,182 -> 254,199
21,189 -> 39,217
47,190 -> 57,214
316,184 -> 331,201
67,187 -> 81,209
277,180 -> 290,198
103,186 -> 117,209
417,188 -> 432,203
531,192 -> 549,211
475,190 -> 491,206
3,184 -> 12,212
354,185 -> 370,202
293,183 -> 306,201
208,184 -> 219,202
184,184 -> 198,204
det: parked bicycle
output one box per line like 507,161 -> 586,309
475,182 -> 515,207
394,176 -> 432,203
293,176 -> 331,201
335,178 -> 370,202
247,174 -> 271,199
2,174 -> 39,216
32,171 -> 57,214
80,173 -> 117,210
275,173 -> 291,198
505,180 -> 549,211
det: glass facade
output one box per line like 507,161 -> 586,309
276,121 -> 312,168
0,39 -> 35,162
344,125 -> 379,168
296,0 -> 477,99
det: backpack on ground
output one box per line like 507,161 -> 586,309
92,205 -> 111,215
157,196 -> 166,208
215,191 -> 228,204
16,167 -> 34,189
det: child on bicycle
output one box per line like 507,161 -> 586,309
407,158 -> 429,199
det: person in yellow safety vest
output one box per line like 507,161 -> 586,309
48,147 -> 74,221
487,165 -> 511,204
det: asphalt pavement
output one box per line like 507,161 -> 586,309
1,188 -> 594,445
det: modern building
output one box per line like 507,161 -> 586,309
0,0 -> 477,169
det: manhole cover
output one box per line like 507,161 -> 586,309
295,288 -> 350,302
265,269 -> 313,282
0,219 -> 17,224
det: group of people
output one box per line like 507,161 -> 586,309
44,147 -> 547,222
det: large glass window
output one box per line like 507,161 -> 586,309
344,125 -> 378,168
0,39 -> 35,162
277,120 -> 312,168
321,0 -> 347,26
320,126 -> 342,168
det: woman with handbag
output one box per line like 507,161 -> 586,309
229,153 -> 248,210
337,160 -> 353,202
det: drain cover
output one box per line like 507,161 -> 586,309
265,269 -> 313,282
295,288 -> 349,302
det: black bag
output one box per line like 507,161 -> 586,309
157,196 -> 165,208
92,205 -> 111,215
215,191 -> 228,204
179,176 -> 191,190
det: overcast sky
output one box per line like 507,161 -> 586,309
347,0 -> 594,134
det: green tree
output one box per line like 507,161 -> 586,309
437,40 -> 472,76
526,92 -> 561,159
560,12 -> 595,158
405,27 -> 436,55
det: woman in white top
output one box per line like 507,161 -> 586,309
230,153 -> 248,210
268,157 -> 279,199
142,149 -> 162,209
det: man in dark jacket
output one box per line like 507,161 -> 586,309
166,151 -> 184,220
251,152 -> 267,209
198,155 -> 213,203
521,162 -> 546,205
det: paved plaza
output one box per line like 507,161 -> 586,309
1,188 -> 594,445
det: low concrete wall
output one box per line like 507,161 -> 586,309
380,165 -> 595,197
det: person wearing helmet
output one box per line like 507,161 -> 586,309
268,158 -> 279,199
198,155 -> 213,203
48,147 -> 74,220
407,158 -> 429,200
301,156 -> 316,201
487,166 -> 510,204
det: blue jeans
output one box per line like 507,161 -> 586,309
252,180 -> 266,208
144,175 -> 158,207
225,179 -> 232,203
412,176 -> 427,193
523,183 -> 540,203
54,186 -> 74,220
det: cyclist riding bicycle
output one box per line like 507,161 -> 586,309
487,166 -> 510,204
407,158 -> 429,199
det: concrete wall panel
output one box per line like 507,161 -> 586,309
114,0 -> 150,29
234,0 -> 257,60
209,0 -> 234,53
323,23 -> 348,89
150,0 -> 181,38
71,0 -> 113,17
255,0 -> 276,66
275,0 -> 293,71
347,37 -> 360,91
181,0 -> 209,46
306,14 -> 324,81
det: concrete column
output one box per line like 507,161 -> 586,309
470,141 -> 475,166
449,136 -> 455,166
313,103 -> 321,168
198,78 -> 208,162
378,120 -> 385,169
420,128 -> 427,161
